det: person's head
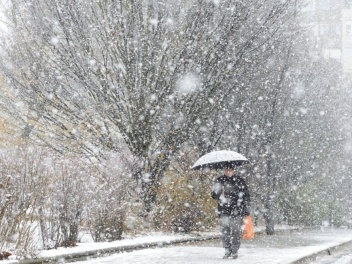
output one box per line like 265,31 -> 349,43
224,167 -> 235,176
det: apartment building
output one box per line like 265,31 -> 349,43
303,0 -> 352,74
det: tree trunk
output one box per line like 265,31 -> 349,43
264,152 -> 275,235
134,154 -> 171,215
264,194 -> 275,235
68,211 -> 80,246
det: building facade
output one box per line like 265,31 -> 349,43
303,0 -> 352,74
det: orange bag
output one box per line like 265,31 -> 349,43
242,216 -> 254,239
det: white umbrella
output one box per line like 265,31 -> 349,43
191,150 -> 250,170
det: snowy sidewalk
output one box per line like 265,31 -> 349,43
3,227 -> 352,264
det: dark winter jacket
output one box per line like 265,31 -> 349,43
211,174 -> 250,218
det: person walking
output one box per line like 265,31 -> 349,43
211,166 -> 250,259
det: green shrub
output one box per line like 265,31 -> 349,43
153,170 -> 218,233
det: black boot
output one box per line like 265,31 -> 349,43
223,249 -> 232,259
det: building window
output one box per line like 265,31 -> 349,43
344,48 -> 352,60
319,24 -> 329,35
319,0 -> 331,10
346,0 -> 352,9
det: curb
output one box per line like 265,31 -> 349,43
289,239 -> 352,264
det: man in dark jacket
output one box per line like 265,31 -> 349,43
211,167 -> 250,259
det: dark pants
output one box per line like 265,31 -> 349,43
219,215 -> 243,253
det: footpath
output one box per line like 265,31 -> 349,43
2,226 -> 352,264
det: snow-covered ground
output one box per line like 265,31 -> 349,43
70,228 -> 352,264
2,226 -> 352,264
311,252 -> 352,264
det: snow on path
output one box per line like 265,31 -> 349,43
72,246 -> 308,264
74,228 -> 352,264
72,245 -> 347,264
336,255 -> 352,264
2,227 -> 352,264
310,251 -> 352,264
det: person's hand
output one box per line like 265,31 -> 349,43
244,206 -> 250,216
219,186 -> 227,204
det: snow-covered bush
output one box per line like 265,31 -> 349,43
0,146 -> 136,257
38,155 -> 93,248
86,152 -> 136,242
0,147 -> 51,257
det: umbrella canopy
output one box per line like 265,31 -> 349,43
191,150 -> 250,170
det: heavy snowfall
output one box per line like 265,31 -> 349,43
0,0 -> 352,263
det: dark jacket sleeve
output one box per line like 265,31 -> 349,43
242,179 -> 251,216
211,178 -> 222,200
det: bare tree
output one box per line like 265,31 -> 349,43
190,4 -> 350,233
0,0 -> 298,212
